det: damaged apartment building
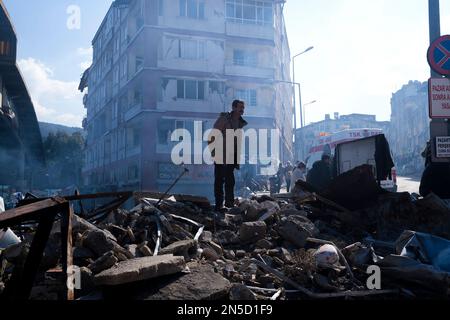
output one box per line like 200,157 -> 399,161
0,2 -> 45,192
79,0 -> 293,199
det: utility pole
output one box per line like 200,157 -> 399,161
428,0 -> 448,163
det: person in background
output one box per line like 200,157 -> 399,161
291,161 -> 307,185
276,163 -> 285,193
284,161 -> 293,193
307,154 -> 332,191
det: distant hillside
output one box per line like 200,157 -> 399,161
39,122 -> 83,139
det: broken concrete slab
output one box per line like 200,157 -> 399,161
277,215 -> 319,248
239,221 -> 267,244
134,262 -> 231,300
214,230 -> 239,246
229,283 -> 256,300
94,255 -> 185,286
88,251 -> 118,275
159,239 -> 197,260
138,244 -> 153,257
125,244 -> 139,258
82,230 -> 116,257
258,201 -> 281,221
201,247 -> 220,261
255,239 -> 275,249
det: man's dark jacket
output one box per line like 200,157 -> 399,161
307,160 -> 332,191
419,163 -> 450,199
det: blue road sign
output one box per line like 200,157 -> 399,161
428,35 -> 450,76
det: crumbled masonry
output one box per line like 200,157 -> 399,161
1,165 -> 450,300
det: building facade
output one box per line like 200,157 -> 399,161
80,0 -> 293,199
390,80 -> 429,175
295,113 -> 390,163
0,2 -> 45,193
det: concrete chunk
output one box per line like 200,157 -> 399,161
159,239 -> 197,259
277,215 -> 319,248
94,255 -> 185,286
239,221 -> 267,244
139,263 -> 231,300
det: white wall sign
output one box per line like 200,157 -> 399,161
436,136 -> 450,158
429,78 -> 450,118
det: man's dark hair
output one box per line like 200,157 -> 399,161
232,100 -> 243,108
321,154 -> 331,161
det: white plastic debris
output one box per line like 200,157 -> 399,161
0,196 -> 4,213
314,244 -> 339,265
0,228 -> 21,249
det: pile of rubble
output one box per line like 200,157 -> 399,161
1,165 -> 450,300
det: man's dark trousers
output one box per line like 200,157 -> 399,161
214,164 -> 236,208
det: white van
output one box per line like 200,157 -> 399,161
305,128 -> 384,170
334,134 -> 397,192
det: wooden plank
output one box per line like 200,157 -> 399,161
173,194 -> 211,207
13,212 -> 58,300
0,198 -> 65,228
18,192 -> 133,206
134,191 -> 171,200
65,191 -> 133,201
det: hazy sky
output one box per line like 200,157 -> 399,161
3,0 -> 450,127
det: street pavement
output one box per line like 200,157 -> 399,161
397,175 -> 421,194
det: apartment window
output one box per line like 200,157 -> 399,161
113,67 -> 119,85
177,39 -> 205,60
133,128 -> 140,147
209,81 -> 224,94
135,56 -> 144,73
112,101 -> 118,120
177,80 -> 205,100
159,0 -> 164,16
0,41 -> 10,56
158,119 -> 174,145
133,89 -> 143,107
236,89 -> 257,106
176,120 -> 185,130
179,0 -> 205,19
226,0 -> 273,26
120,56 -> 128,79
128,165 -> 139,180
233,49 -> 257,67
114,37 -> 120,54
119,95 -> 128,114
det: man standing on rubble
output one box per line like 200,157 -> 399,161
209,100 -> 248,211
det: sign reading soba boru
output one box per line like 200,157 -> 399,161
429,77 -> 450,118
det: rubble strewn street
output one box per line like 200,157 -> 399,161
1,165 -> 449,300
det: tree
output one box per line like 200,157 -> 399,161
43,131 -> 84,188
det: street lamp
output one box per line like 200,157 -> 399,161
302,100 -> 317,126
292,46 -> 314,129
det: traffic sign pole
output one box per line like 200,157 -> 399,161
427,0 -> 450,163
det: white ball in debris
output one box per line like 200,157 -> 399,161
314,244 -> 339,265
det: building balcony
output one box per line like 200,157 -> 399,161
83,94 -> 88,106
157,58 -> 223,74
124,103 -> 142,122
126,146 -> 141,158
225,64 -> 274,79
156,98 -> 225,114
245,104 -> 275,119
225,22 -> 274,41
